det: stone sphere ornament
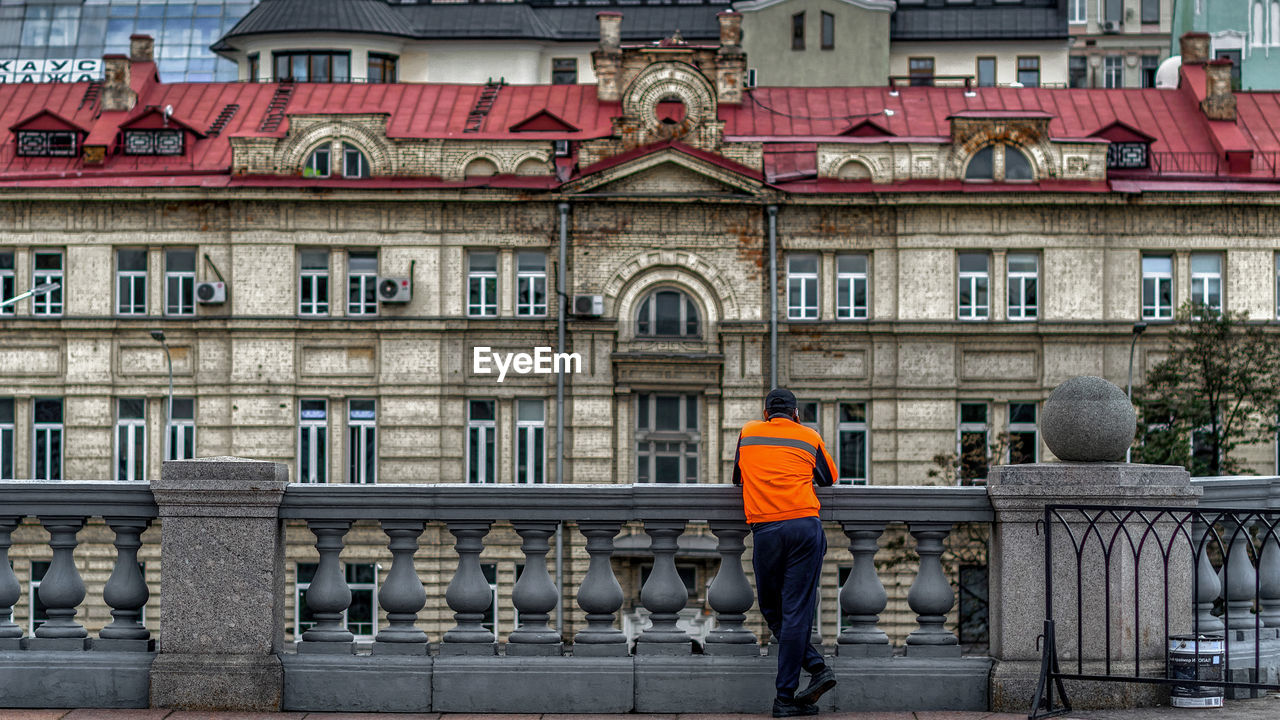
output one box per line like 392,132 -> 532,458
1040,376 -> 1136,462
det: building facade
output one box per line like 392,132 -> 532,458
1066,0 -> 1174,88
1,23 -> 1279,644
1171,0 -> 1280,90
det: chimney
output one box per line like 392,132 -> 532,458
593,11 -> 623,102
101,54 -> 136,113
1201,58 -> 1236,121
130,34 -> 154,63
715,11 -> 746,105
1180,32 -> 1210,65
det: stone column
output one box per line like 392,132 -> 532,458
149,457 -> 289,711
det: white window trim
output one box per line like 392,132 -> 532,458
348,400 -> 377,484
1068,0 -> 1087,24
347,254 -> 379,317
1142,255 -> 1174,320
787,255 -> 819,320
516,259 -> 548,317
299,252 -> 330,316
635,393 -> 700,484
468,257 -> 499,318
1007,253 -> 1039,321
164,269 -> 195,317
166,399 -> 196,462
115,403 -> 146,483
117,254 -> 148,316
299,399 -> 328,484
0,257 -> 14,316
33,410 -> 63,482
33,251 -> 63,317
837,402 -> 868,485
835,254 -> 869,320
515,401 -> 545,485
1103,56 -> 1123,89
0,412 -> 14,481
468,401 -> 497,484
342,144 -> 369,179
958,255 -> 990,321
1190,253 -> 1223,313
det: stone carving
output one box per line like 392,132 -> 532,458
1040,375 -> 1136,462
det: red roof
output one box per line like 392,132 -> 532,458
0,68 -> 1278,190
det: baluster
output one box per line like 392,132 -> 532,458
1218,517 -> 1257,632
373,520 -> 429,654
704,520 -> 758,654
31,516 -> 87,649
1194,519 -> 1224,633
837,521 -> 891,656
299,519 -> 354,653
97,517 -> 152,651
508,520 -> 562,655
636,519 -> 691,654
0,516 -> 21,649
441,520 -> 496,655
904,521 -> 960,656
1258,521 -> 1280,629
573,520 -> 627,655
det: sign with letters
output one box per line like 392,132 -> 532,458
0,59 -> 102,84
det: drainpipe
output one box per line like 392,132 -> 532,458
555,201 -> 569,634
767,205 -> 778,389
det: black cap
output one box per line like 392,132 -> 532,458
765,388 -> 797,411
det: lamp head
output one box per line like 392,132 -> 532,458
1132,322 -> 1148,335
150,330 -> 166,343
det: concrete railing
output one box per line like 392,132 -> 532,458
1194,475 -> 1280,509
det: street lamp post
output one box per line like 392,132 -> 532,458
151,331 -> 173,461
1126,321 -> 1148,462
0,282 -> 60,310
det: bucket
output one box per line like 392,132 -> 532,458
1168,634 -> 1225,709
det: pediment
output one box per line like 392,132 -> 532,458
509,109 -> 578,133
841,119 -> 894,137
565,145 -> 764,196
1090,120 -> 1156,144
10,109 -> 87,135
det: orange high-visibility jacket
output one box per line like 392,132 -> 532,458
732,415 -> 837,524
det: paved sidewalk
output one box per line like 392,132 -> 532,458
2,699 -> 1279,720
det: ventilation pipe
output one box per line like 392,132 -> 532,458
555,201 -> 570,634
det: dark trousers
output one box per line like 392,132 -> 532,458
751,515 -> 827,700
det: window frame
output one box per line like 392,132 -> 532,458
1190,252 -> 1223,314
835,253 -> 869,320
115,398 -> 146,483
636,287 -> 701,339
33,250 -> 63,317
16,130 -> 77,157
123,129 -> 184,156
304,145 -> 331,178
0,250 -> 14,316
837,401 -> 869,485
164,249 -> 195,317
957,252 -> 990,321
1141,254 -> 1174,320
515,398 -> 545,485
1008,402 -> 1038,464
1016,56 -> 1041,87
791,12 -> 805,51
468,399 -> 497,484
116,248 -> 148,316
0,398 -> 14,481
635,393 -> 700,484
1103,55 -> 1123,88
820,11 -> 835,50
787,254 -> 819,320
551,57 -> 578,85
341,143 -> 369,179
272,50 -> 351,83
347,251 -> 378,317
1069,0 -> 1087,23
908,57 -> 935,87
32,398 -> 63,482
515,252 -> 548,317
367,52 -> 398,84
299,398 -> 328,484
1006,252 -> 1039,321
467,251 -> 498,318
347,399 -> 376,484
958,402 -> 989,486
299,249 -> 330,317
167,397 -> 196,462
976,56 -> 996,87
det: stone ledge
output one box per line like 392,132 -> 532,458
150,653 -> 282,711
0,650 -> 153,708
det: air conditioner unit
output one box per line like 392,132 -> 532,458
572,294 -> 604,317
195,281 -> 225,304
377,277 -> 412,303
1102,20 -> 1121,33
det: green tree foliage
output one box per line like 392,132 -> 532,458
1134,303 -> 1280,476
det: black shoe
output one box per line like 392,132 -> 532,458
795,666 -> 837,705
772,697 -> 819,717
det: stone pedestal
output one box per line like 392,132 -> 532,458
149,457 -> 289,711
987,462 -> 1199,711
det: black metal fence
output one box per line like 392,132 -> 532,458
1031,504 -> 1280,718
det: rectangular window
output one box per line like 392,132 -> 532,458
636,393 -> 699,483
123,129 -> 184,156
16,131 -> 77,157
976,57 -> 996,87
551,57 -> 577,85
29,561 -> 49,634
1069,56 -> 1088,88
515,399 -> 544,485
167,397 -> 195,461
1141,55 -> 1160,88
1142,255 -> 1173,320
299,399 -> 328,484
787,255 -> 819,320
516,252 -> 547,317
838,402 -> 868,485
958,402 -> 989,485
1190,253 -> 1222,314
0,399 -> 13,481
1108,142 -> 1150,169
248,53 -> 259,82
348,400 -> 376,484
116,398 -> 146,483
299,250 -> 330,316
836,254 -> 869,320
820,12 -> 834,50
296,563 -> 378,640
33,398 -> 62,481
1069,0 -> 1087,23
347,251 -> 378,316
0,251 -> 13,316
480,563 -> 499,639
791,13 -> 805,50
117,249 -> 148,316
1141,0 -> 1159,23
164,249 -> 195,316
957,253 -> 989,320
273,51 -> 350,82
367,53 -> 397,83
1105,0 -> 1122,24
1008,402 -> 1038,464
468,400 -> 496,484
909,57 -> 935,87
797,401 -> 820,433
1017,57 -> 1040,87
1007,253 -> 1039,321
33,251 -> 63,317
468,251 -> 498,317
1104,56 -> 1123,88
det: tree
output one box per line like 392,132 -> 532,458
1134,302 -> 1280,476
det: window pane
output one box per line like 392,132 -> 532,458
1008,254 -> 1037,273
655,396 -> 680,430
517,399 -> 543,422
959,403 -> 986,424
654,291 -> 680,336
1010,403 -> 1036,424
469,400 -> 495,422
958,253 -> 988,273
171,398 -> 195,420
1004,147 -> 1033,180
301,250 -> 328,269
469,252 -> 497,272
166,249 -> 195,272
965,147 -> 994,180
517,252 -> 545,272
35,399 -> 63,423
1143,256 -> 1172,275
119,398 -> 145,419
349,252 -> 377,273
840,403 -> 866,423
837,254 -> 866,274
1191,254 -> 1221,274
118,249 -> 147,271
788,255 -> 817,274
686,395 -> 697,429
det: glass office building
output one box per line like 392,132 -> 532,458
0,0 -> 257,83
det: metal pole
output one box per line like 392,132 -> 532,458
767,205 -> 778,389
1126,323 -> 1146,463
555,201 -> 569,635
0,281 -> 60,310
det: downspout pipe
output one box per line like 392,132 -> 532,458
555,201 -> 569,634
768,205 -> 778,389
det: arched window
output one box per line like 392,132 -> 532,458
303,145 -> 330,178
464,157 -> 499,177
342,143 -> 370,178
1271,1 -> 1279,45
1254,1 -> 1266,45
636,289 -> 700,338
964,144 -> 1035,182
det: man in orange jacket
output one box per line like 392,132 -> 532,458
733,388 -> 838,717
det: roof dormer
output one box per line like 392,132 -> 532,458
1091,121 -> 1156,170
10,110 -> 88,158
119,106 -> 205,156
